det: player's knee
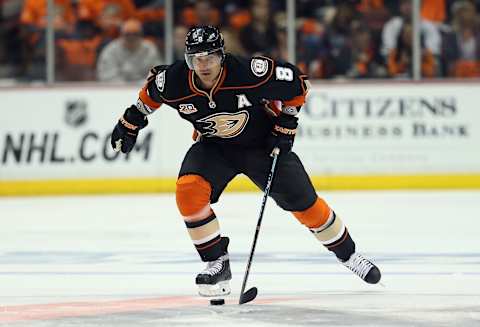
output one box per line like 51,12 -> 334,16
273,187 -> 317,213
292,197 -> 332,228
176,174 -> 212,218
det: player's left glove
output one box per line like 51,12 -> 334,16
267,113 -> 298,155
111,105 -> 148,153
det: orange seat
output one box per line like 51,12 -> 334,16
20,0 -> 75,29
452,60 -> 480,78
57,36 -> 102,67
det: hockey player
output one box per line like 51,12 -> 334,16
111,26 -> 381,297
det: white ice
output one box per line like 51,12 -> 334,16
0,191 -> 479,326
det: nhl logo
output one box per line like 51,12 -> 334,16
251,58 -> 269,77
65,100 -> 88,127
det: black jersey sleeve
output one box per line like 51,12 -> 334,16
137,61 -> 192,115
137,65 -> 168,115
256,58 -> 310,110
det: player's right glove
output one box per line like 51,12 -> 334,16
267,113 -> 298,156
111,105 -> 148,153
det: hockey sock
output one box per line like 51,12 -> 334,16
185,212 -> 224,262
293,197 -> 355,261
309,211 -> 355,261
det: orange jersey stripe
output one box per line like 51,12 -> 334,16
283,95 -> 306,107
139,86 -> 162,109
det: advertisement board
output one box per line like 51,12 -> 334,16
1,83 -> 479,195
0,87 -> 192,181
295,83 -> 479,174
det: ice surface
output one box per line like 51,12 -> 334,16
0,191 -> 479,326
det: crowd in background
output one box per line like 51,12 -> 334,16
0,0 -> 479,82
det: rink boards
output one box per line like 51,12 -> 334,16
1,82 -> 480,195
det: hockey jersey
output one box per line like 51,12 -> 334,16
136,54 -> 309,146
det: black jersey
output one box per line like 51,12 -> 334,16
137,54 -> 309,146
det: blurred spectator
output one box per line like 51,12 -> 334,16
387,22 -> 436,78
222,27 -> 246,56
357,0 -> 385,11
56,22 -> 102,81
173,25 -> 188,61
239,0 -> 278,56
329,23 -> 386,78
4,0 -> 480,82
270,16 -> 288,62
219,0 -> 250,56
97,19 -> 162,82
77,0 -> 136,39
421,0 -> 447,24
226,7 -> 251,30
19,0 -> 76,79
135,0 -> 165,23
135,0 -> 165,43
356,0 -> 390,32
20,0 -> 75,32
0,0 -> 23,78
296,0 -> 332,20
180,0 -> 221,28
326,3 -> 360,54
382,0 -> 441,58
323,3 -> 361,77
442,0 -> 480,77
296,19 -> 327,78
356,0 -> 390,64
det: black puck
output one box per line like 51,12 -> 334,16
210,299 -> 225,305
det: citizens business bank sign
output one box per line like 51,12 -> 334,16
295,83 -> 478,174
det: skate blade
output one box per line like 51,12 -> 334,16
198,281 -> 231,297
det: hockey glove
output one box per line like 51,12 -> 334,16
111,105 -> 148,153
267,113 -> 298,155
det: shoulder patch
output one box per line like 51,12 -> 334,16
250,58 -> 269,77
155,70 -> 166,92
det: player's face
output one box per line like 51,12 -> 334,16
192,52 -> 222,80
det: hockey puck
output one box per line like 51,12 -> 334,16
210,299 -> 225,305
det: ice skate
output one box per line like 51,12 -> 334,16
341,252 -> 381,284
196,238 -> 232,297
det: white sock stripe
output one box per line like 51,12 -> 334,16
192,231 -> 221,245
183,204 -> 212,221
320,223 -> 346,245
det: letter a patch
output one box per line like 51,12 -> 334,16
237,94 -> 252,109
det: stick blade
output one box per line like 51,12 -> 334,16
239,287 -> 257,305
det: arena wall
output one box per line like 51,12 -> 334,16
1,82 -> 479,195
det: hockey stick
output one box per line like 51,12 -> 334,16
239,147 -> 280,305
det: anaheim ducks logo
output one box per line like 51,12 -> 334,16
197,110 -> 249,138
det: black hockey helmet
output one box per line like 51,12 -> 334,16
184,25 -> 225,69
